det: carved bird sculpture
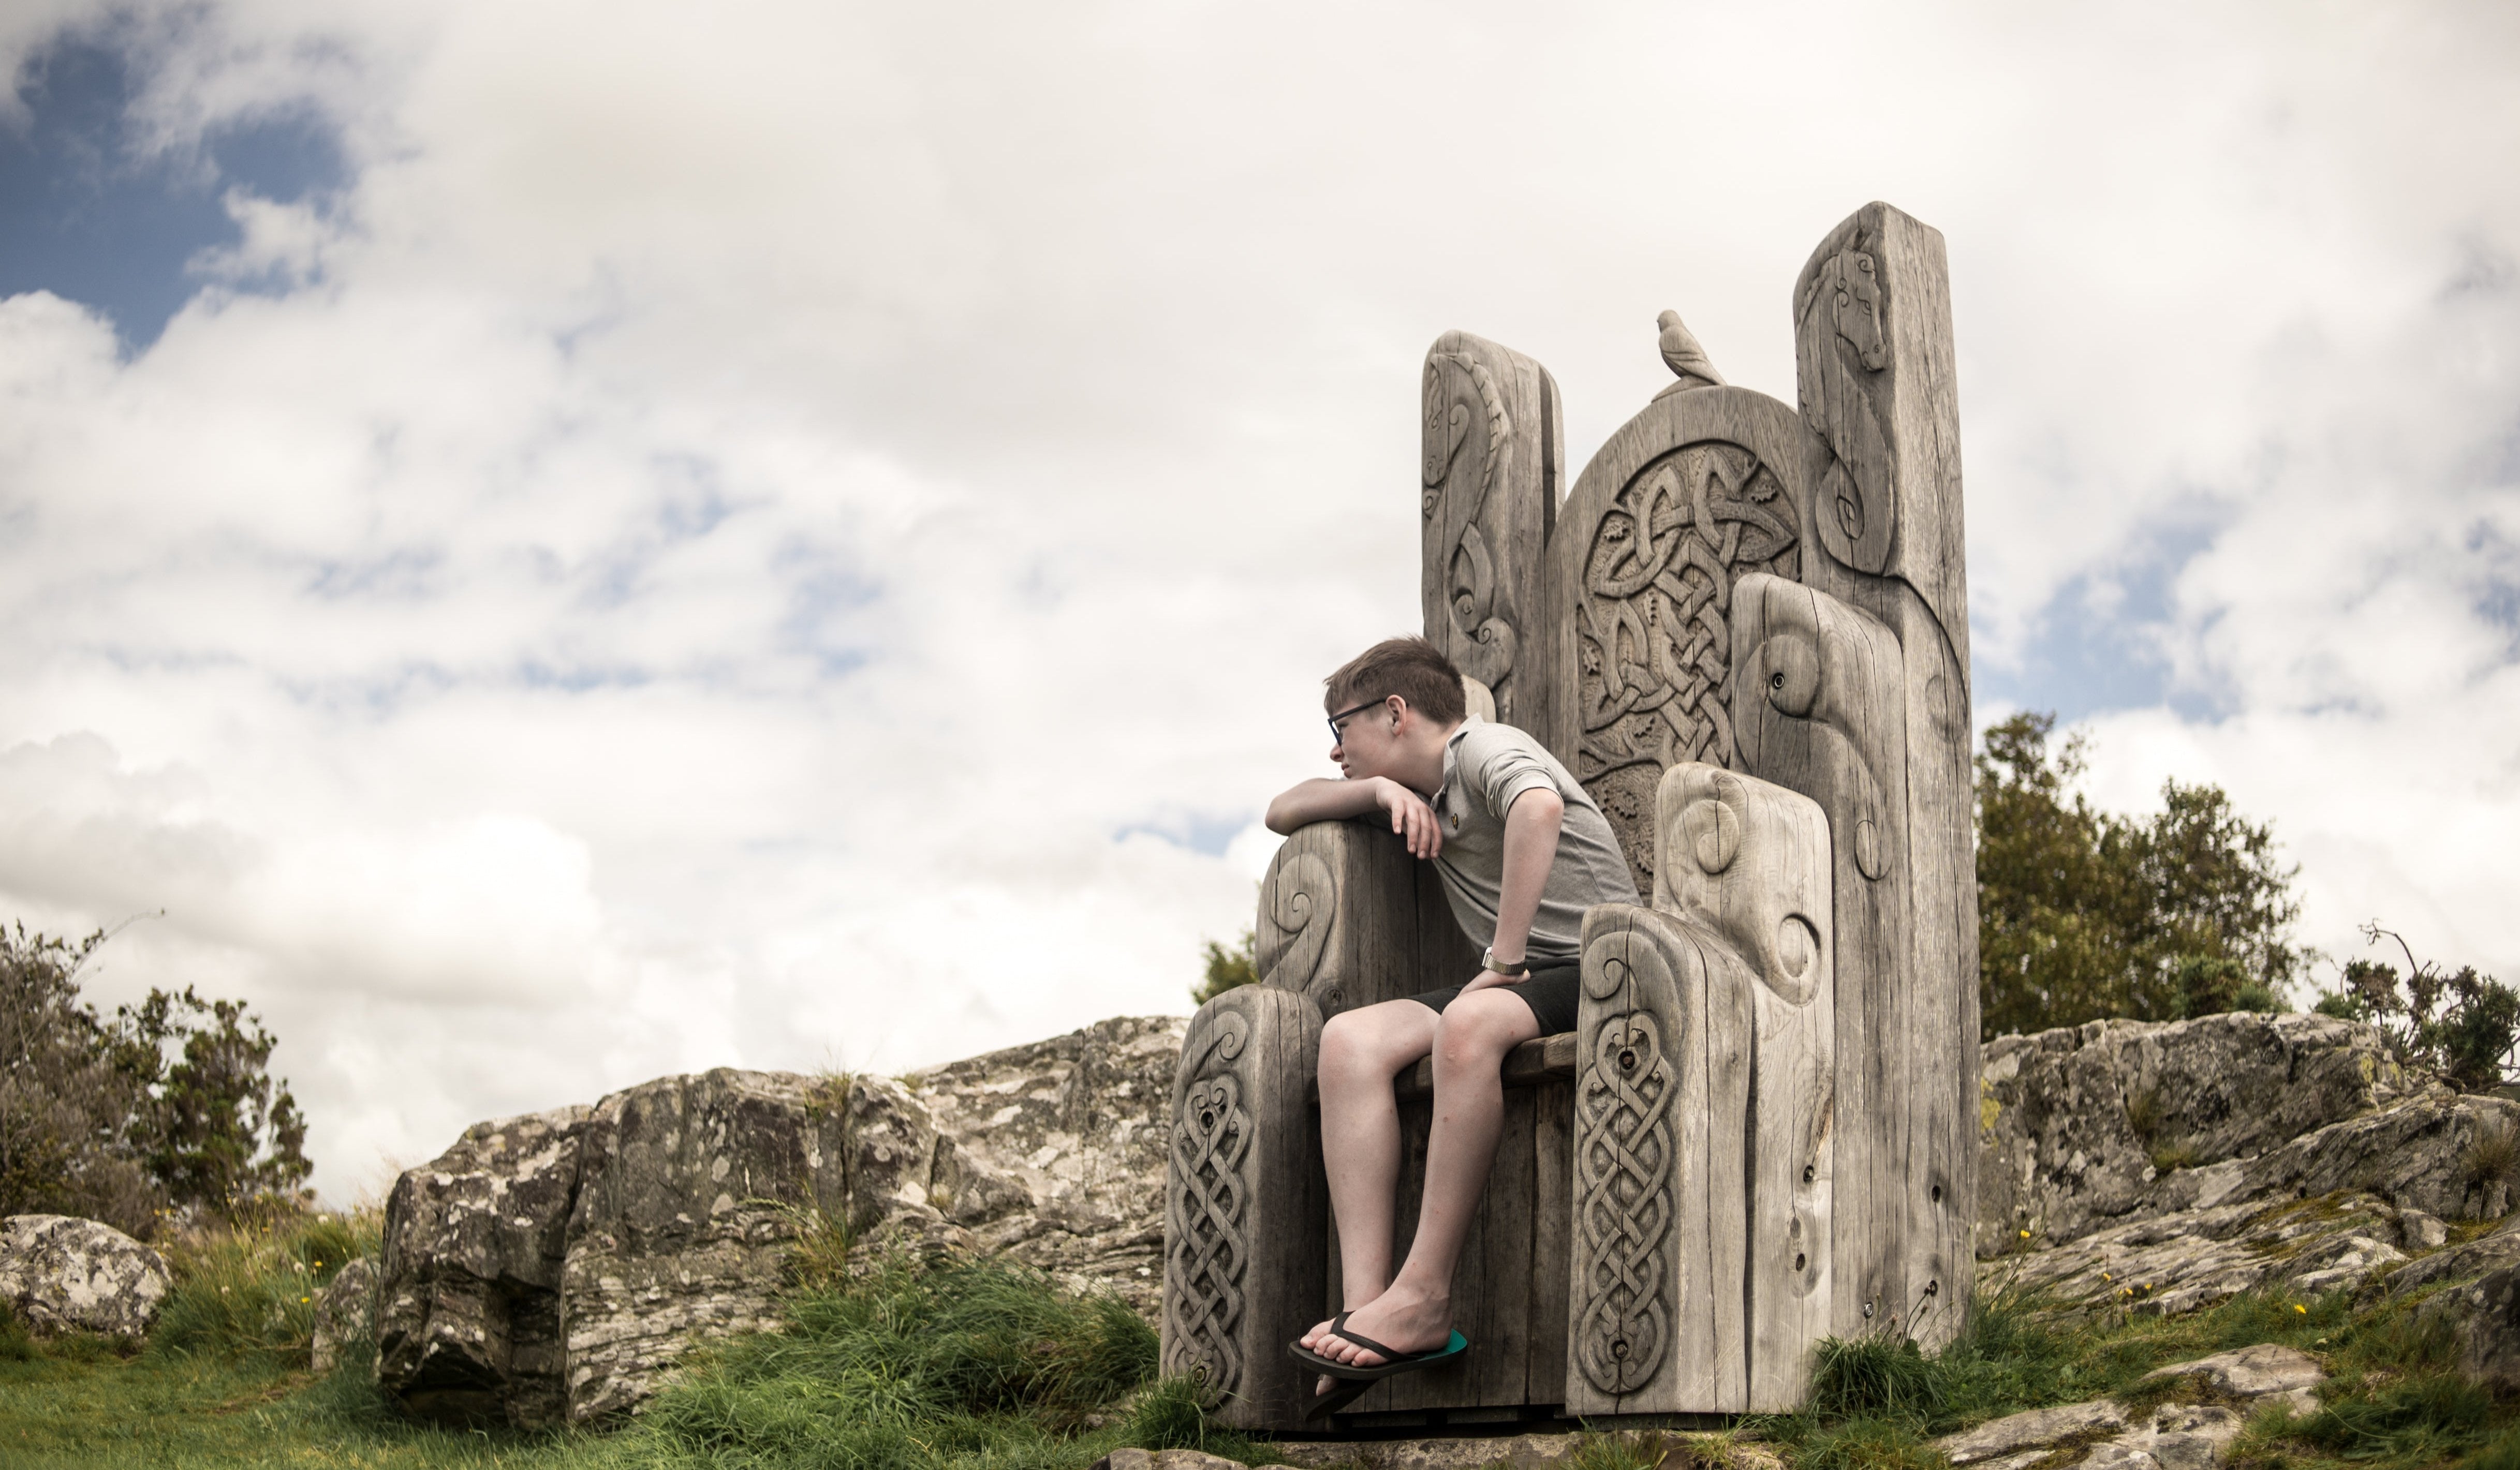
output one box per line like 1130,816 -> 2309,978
1656,309 -> 1726,392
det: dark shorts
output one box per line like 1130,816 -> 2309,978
1405,962 -> 1582,1038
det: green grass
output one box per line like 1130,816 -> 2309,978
10,1204 -> 2520,1470
0,1222 -> 1266,1470
1744,1277 -> 2519,1470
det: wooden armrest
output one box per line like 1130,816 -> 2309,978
1392,1032 -> 1578,1100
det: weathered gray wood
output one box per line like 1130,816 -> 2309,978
1792,202 -> 1969,677
1541,386 -> 1809,895
1527,1077 -> 1573,1408
1786,202 -> 1977,1349
1258,818 -> 1464,1020
1568,903 -> 1748,1415
1655,762 -> 1834,1408
1731,571 -> 1907,1342
1423,332 -> 1562,735
1187,202 -> 1979,1430
1163,985 -> 1327,1428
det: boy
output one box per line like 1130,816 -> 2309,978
1266,636 -> 1639,1409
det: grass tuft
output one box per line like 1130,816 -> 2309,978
149,1206 -> 379,1363
631,1250 -> 1241,1470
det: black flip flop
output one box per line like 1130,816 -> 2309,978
1288,1312 -> 1470,1420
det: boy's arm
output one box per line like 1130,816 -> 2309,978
1264,777 -> 1446,859
1461,786 -> 1565,991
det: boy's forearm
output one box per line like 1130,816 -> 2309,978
1489,789 -> 1565,962
1265,776 -> 1387,835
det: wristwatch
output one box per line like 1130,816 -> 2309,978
1481,947 -> 1529,978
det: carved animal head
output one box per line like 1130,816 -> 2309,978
1820,250 -> 1885,372
1422,361 -> 1470,492
1738,575 -> 1823,722
1655,761 -> 1831,1007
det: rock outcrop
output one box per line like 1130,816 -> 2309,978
1937,1344 -> 2325,1469
1978,1012 -> 2519,1314
0,1214 -> 172,1339
2415,1261 -> 2520,1389
370,1004 -> 2518,1431
373,1015 -> 1183,1428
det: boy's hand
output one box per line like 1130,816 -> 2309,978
1460,967 -> 1525,995
1373,777 -> 1444,858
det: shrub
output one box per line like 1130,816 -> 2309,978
0,923 -> 314,1231
2317,924 -> 2520,1091
1190,928 -> 1257,1006
1976,714 -> 2305,1038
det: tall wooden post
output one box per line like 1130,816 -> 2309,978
1422,332 -> 1563,737
1735,201 -> 1978,1348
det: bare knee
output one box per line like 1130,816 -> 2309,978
1321,1003 -> 1428,1084
1433,993 -> 1532,1071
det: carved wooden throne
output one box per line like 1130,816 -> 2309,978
1161,203 -> 1980,1431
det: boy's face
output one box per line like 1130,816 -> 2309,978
1328,693 -> 1405,781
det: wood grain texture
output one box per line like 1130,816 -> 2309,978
1257,818 -> 1471,1020
1655,762 -> 1835,1408
1540,387 -> 1809,896
1730,571 -> 1908,1341
1424,332 -> 1563,736
1567,903 -> 1753,1415
1785,202 -> 1977,1350
1163,985 -> 1327,1428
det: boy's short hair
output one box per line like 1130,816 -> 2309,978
1325,636 -> 1467,725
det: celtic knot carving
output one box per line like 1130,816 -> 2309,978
1257,849 -> 1337,1005
1575,440 -> 1797,887
1575,1004 -> 1677,1394
1166,1010 -> 1254,1399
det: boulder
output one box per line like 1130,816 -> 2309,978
2414,1264 -> 2520,1390
312,1258 -> 377,1374
373,1015 -> 1186,1428
905,1013 -> 1183,1314
376,1103 -> 588,1427
2387,1210 -> 2520,1296
562,1068 -> 851,1421
1978,1013 -> 2416,1255
1977,1011 -> 2519,1316
1995,1191 -> 2412,1317
0,1214 -> 171,1339
1935,1346 -> 2323,1470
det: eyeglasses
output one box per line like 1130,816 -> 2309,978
1327,697 -> 1390,747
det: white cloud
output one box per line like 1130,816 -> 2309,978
1,0 -> 2516,1195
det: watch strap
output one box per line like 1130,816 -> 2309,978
1481,946 -> 1529,978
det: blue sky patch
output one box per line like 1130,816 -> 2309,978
0,31 -> 347,348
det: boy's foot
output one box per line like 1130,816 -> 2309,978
1310,1287 -> 1452,1371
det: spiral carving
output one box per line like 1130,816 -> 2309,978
1258,848 -> 1337,1002
1574,937 -> 1679,1395
1165,1008 -> 1254,1398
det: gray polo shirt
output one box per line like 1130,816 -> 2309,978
1431,720 -> 1640,963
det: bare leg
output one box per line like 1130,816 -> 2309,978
1300,999 -> 1439,1357
1315,989 -> 1538,1369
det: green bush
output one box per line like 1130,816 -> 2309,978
1975,714 -> 2306,1038
2316,925 -> 2520,1091
1190,928 -> 1257,1007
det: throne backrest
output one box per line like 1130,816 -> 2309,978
1412,202 -> 1980,1347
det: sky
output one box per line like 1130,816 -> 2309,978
1,1 -> 2515,1204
